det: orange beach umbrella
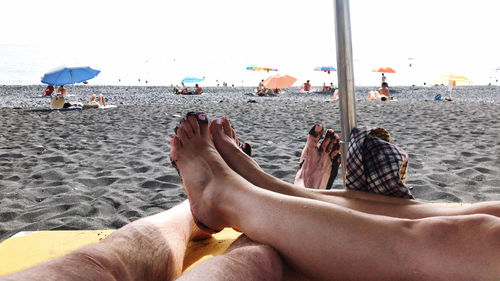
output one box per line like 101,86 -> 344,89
372,67 -> 396,73
262,74 -> 297,89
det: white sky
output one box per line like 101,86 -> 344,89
1,0 -> 500,86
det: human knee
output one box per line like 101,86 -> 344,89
223,236 -> 283,280
225,244 -> 283,281
105,222 -> 180,280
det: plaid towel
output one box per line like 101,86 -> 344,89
346,127 -> 413,199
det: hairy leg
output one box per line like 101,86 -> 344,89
1,201 -> 210,281
171,114 -> 500,280
176,235 -> 284,281
209,118 -> 500,219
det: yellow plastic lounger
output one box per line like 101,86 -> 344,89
0,228 -> 241,276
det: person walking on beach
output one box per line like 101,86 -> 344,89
381,73 -> 387,84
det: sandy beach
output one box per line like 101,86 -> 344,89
1,85 -> 500,241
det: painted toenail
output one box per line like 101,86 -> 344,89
198,114 -> 206,120
216,119 -> 222,124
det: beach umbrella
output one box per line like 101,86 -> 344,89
246,65 -> 278,73
314,66 -> 337,74
262,74 -> 297,89
41,66 -> 101,86
438,74 -> 472,84
182,77 -> 204,83
372,67 -> 396,73
437,74 -> 472,99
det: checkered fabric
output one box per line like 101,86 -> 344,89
346,127 -> 413,199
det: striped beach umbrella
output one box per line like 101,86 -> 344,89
246,65 -> 278,73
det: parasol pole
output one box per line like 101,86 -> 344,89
333,0 -> 357,187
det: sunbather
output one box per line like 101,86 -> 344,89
44,85 -> 55,96
3,113 -> 500,280
57,85 -> 67,95
171,112 -> 500,280
90,93 -> 107,107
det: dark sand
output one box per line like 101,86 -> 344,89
1,85 -> 500,241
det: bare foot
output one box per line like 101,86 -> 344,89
294,124 -> 341,189
209,118 -> 270,188
170,113 -> 250,233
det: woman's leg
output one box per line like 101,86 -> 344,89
170,114 -> 500,280
209,118 -> 500,219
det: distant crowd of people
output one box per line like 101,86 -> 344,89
173,82 -> 203,95
44,85 -> 67,96
44,84 -> 108,109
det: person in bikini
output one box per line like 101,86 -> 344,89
4,112 -> 500,280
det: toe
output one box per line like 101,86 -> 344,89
180,119 -> 194,139
241,142 -> 252,156
307,124 -> 324,148
222,118 -> 233,137
176,121 -> 189,143
329,134 -> 341,159
300,124 -> 324,164
223,119 -> 239,144
196,112 -> 209,136
170,136 -> 182,162
321,130 -> 335,152
186,113 -> 200,136
209,118 -> 224,138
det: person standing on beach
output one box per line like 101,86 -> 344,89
381,73 -> 387,85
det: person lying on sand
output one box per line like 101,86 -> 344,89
89,93 -> 107,107
3,112 -> 500,280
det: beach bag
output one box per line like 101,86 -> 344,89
346,127 -> 413,199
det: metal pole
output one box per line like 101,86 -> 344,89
334,0 -> 357,186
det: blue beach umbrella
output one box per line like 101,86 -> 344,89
182,76 -> 204,83
41,66 -> 101,86
314,66 -> 337,74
